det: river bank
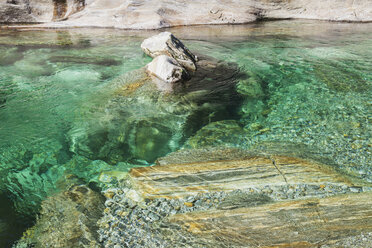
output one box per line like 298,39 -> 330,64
1,0 -> 372,30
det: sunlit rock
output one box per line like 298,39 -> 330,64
146,55 -> 189,84
141,32 -> 197,72
0,2 -> 36,22
129,148 -> 360,199
3,1 -> 372,28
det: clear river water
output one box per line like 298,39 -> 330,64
0,20 -> 371,247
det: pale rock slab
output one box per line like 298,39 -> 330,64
1,0 -> 372,27
146,55 -> 189,84
141,32 -> 197,72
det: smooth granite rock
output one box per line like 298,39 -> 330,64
141,32 -> 197,72
2,0 -> 371,28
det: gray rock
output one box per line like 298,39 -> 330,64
141,32 -> 197,72
148,212 -> 160,221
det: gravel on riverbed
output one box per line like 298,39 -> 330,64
98,183 -> 372,247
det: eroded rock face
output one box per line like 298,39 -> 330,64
146,55 -> 189,84
0,0 -> 85,23
0,2 -> 36,22
141,32 -> 197,72
2,0 -> 371,27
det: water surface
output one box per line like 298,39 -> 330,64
0,20 -> 371,246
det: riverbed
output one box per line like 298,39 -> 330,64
0,20 -> 371,246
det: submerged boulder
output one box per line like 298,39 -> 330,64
15,185 -> 104,248
146,55 -> 189,84
185,120 -> 247,149
68,54 -> 243,164
67,33 -> 243,164
141,32 -> 197,72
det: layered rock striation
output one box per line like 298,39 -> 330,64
1,0 -> 371,28
98,147 -> 372,247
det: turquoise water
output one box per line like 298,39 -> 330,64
0,21 -> 371,246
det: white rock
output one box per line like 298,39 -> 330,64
146,55 -> 189,84
126,189 -> 143,203
141,32 -> 197,72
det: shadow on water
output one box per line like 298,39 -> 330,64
0,193 -> 33,248
174,54 -> 246,137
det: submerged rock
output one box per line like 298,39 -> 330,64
141,32 -> 197,72
314,61 -> 369,93
0,140 -> 69,219
185,120 -> 247,149
0,47 -> 24,66
15,185 -> 104,248
13,51 -> 54,78
68,51 -> 243,164
146,55 -> 189,84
